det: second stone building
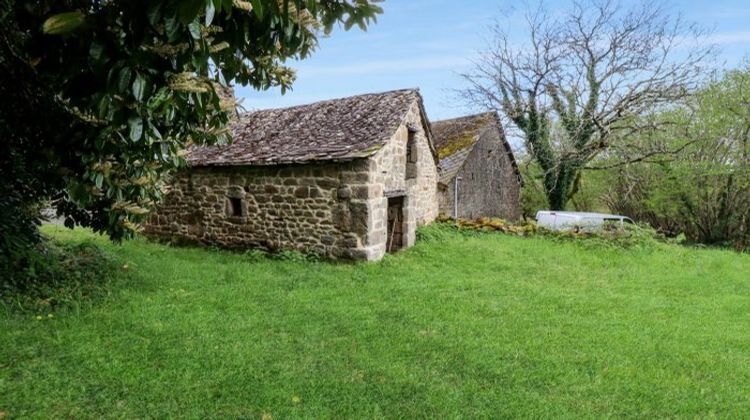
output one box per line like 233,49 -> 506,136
431,112 -> 522,220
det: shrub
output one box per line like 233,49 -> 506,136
599,66 -> 750,252
271,249 -> 322,263
243,249 -> 269,263
431,217 -> 665,251
1,240 -> 120,312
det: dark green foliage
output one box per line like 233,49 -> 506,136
463,0 -> 712,210
271,249 -> 322,263
1,0 -> 85,278
518,157 -> 613,217
0,0 -> 381,281
433,218 -> 664,251
1,239 -> 119,312
602,66 -> 750,251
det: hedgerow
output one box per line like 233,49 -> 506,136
424,216 -> 666,250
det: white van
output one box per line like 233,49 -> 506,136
535,211 -> 634,231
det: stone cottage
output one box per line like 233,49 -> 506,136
145,89 -> 439,260
431,112 -> 522,220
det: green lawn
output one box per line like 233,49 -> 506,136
2,225 -> 750,418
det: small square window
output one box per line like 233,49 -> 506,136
227,197 -> 243,217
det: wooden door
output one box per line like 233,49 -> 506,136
387,196 -> 404,252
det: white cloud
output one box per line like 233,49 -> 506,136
706,31 -> 750,45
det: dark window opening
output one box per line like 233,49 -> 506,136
406,130 -> 417,163
228,197 -> 243,217
406,129 -> 417,180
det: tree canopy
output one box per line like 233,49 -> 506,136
603,65 -> 750,249
462,0 -> 714,210
0,0 -> 382,268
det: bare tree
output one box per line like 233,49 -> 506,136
462,0 -> 715,210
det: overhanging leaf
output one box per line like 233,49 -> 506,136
118,67 -> 133,93
205,1 -> 216,26
188,21 -> 201,39
147,2 -> 163,26
164,15 -> 180,41
42,11 -> 85,35
128,117 -> 144,142
132,74 -> 147,101
250,0 -> 264,19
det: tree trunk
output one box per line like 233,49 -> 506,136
543,163 -> 578,210
546,188 -> 569,211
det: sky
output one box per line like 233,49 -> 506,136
236,0 -> 750,121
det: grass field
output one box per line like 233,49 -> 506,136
2,224 -> 750,418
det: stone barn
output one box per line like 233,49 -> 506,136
145,89 -> 439,261
431,112 -> 522,220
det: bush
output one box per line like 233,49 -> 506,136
598,66 -> 750,252
241,247 -> 321,263
542,223 -> 665,251
430,217 -> 665,251
1,239 -> 120,312
271,249 -> 322,263
604,160 -> 749,251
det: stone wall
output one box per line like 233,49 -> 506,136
145,161 -> 380,259
363,101 -> 439,258
370,101 -> 439,223
438,126 -> 521,220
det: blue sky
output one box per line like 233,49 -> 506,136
236,0 -> 750,121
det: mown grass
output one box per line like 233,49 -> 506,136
2,224 -> 750,418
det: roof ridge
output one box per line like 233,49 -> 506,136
188,88 -> 426,167
432,111 -> 496,124
432,111 -> 522,186
240,88 -> 420,115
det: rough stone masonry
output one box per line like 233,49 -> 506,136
432,112 -> 522,220
145,89 -> 439,261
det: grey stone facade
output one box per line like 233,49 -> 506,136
432,113 -> 522,220
145,90 -> 438,261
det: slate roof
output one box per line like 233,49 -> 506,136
431,112 -> 521,185
188,88 -> 431,167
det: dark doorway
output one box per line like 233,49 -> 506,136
387,196 -> 405,253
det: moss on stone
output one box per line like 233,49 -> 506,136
437,134 -> 476,159
433,113 -> 495,159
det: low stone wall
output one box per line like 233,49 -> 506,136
145,160 -> 380,259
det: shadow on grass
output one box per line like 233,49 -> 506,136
1,235 -> 156,315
